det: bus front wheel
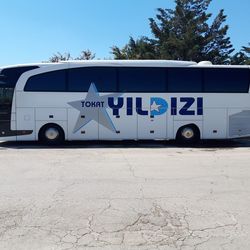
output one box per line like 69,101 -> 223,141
39,124 -> 65,145
176,124 -> 200,145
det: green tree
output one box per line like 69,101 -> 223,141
243,44 -> 250,54
231,43 -> 250,65
75,50 -> 95,60
112,37 -> 158,59
242,44 -> 250,64
48,50 -> 95,62
112,0 -> 235,64
49,52 -> 72,62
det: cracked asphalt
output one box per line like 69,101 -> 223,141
0,140 -> 250,250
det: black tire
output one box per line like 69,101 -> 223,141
39,124 -> 65,145
176,125 -> 200,145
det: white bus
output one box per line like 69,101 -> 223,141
0,60 -> 250,145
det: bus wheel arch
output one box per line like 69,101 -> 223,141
176,123 -> 201,144
38,123 -> 65,145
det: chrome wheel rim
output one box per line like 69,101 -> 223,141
181,127 -> 194,139
45,128 -> 59,140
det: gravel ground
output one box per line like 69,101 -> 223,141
0,139 -> 249,250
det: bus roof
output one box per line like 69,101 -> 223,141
1,60 -> 249,70
0,60 -> 196,70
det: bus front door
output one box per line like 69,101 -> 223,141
0,87 -> 16,139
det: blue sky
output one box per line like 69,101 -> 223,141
0,0 -> 249,66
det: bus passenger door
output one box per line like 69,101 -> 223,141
0,87 -> 18,141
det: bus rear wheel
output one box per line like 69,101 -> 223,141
39,124 -> 65,145
176,124 -> 200,145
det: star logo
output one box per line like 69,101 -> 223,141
150,101 -> 162,113
68,83 -> 122,133
150,97 -> 168,116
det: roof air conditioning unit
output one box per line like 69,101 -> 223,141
198,61 -> 213,66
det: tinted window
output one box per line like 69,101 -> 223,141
118,67 -> 166,92
68,67 -> 117,92
204,68 -> 250,93
0,87 -> 14,120
168,68 -> 202,92
24,70 -> 66,91
0,66 -> 39,87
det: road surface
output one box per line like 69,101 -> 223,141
0,140 -> 249,250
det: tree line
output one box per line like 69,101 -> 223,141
49,0 -> 250,65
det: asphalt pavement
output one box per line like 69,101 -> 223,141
0,139 -> 249,250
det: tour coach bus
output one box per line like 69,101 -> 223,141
0,60 -> 250,144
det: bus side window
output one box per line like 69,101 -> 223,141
167,68 -> 203,93
68,67 -> 117,92
204,68 -> 250,93
118,67 -> 166,92
24,70 -> 67,92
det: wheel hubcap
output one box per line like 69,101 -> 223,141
181,128 -> 194,139
45,128 -> 59,140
